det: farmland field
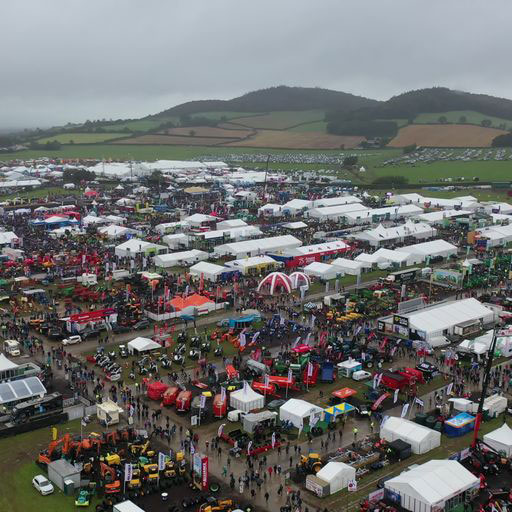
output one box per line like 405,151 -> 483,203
389,124 -> 507,147
288,120 -> 328,132
226,129 -> 364,149
162,126 -> 253,138
101,118 -> 175,132
37,132 -> 128,144
115,134 -> 239,145
233,110 -> 324,129
414,110 -> 511,127
190,111 -> 258,121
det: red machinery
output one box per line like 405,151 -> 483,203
162,386 -> 180,407
302,363 -> 320,386
213,394 -> 227,418
176,390 -> 193,412
146,381 -> 169,401
252,381 -> 280,397
266,375 -> 300,391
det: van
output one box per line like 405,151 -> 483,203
3,339 -> 21,356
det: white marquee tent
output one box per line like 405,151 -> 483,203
385,460 -> 479,512
316,462 -> 356,494
229,385 -> 265,413
380,417 -> 441,454
483,423 -> 512,456
303,262 -> 340,280
331,258 -> 366,275
279,398 -> 323,429
189,261 -> 227,282
127,337 -> 161,355
153,250 -> 208,268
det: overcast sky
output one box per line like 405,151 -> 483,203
2,0 -> 510,130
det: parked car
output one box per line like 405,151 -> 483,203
133,320 -> 150,330
32,475 -> 54,495
81,329 -> 101,340
267,399 -> 286,411
227,409 -> 247,422
47,328 -> 63,340
352,370 -> 371,381
62,335 -> 82,346
118,345 -> 128,358
112,324 -> 130,334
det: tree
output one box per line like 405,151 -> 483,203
69,139 -> 74,145
342,155 -> 358,167
459,115 -> 467,124
481,119 -> 492,127
403,143 -> 417,154
372,175 -> 409,186
147,170 -> 163,185
189,130 -> 196,137
438,116 -> 448,124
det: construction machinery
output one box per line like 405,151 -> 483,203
100,462 -> 121,494
129,440 -> 154,457
298,453 -> 323,474
199,498 -> 235,512
37,433 -> 71,466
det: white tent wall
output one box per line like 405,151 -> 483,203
380,417 -> 441,454
279,399 -> 323,429
483,423 -> 512,456
229,387 -> 264,413
316,462 -> 356,494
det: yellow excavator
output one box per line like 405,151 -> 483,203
299,453 -> 323,474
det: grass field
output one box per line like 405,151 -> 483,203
101,118 -> 176,132
117,134 -> 239,146
0,419 -> 100,512
226,129 -> 364,149
389,124 -> 507,148
233,110 -> 325,129
414,110 -> 511,128
163,126 -> 252,138
190,111 -> 259,121
289,120 -> 328,132
0,186 -> 81,201
37,132 -> 128,144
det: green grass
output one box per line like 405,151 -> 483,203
191,111 -> 259,121
414,110 -> 510,128
376,118 -> 409,128
0,186 -> 80,201
289,121 -> 328,132
0,418 -> 100,512
37,132 -> 128,144
101,118 -> 176,132
234,110 -> 325,129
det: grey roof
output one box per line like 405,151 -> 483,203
0,376 -> 46,404
48,459 -> 80,476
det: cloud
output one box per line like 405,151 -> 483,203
1,0 -> 511,129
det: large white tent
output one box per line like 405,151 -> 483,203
354,222 -> 435,247
115,239 -> 167,258
213,235 -> 301,258
316,462 -> 356,494
189,261 -> 227,282
396,239 -> 457,260
127,337 -> 161,355
380,417 -> 441,454
483,423 -> 512,456
385,460 -> 479,512
331,258 -> 365,275
303,262 -> 340,280
229,385 -> 265,413
153,250 -> 208,268
279,398 -> 323,429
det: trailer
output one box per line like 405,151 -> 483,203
320,362 -> 335,383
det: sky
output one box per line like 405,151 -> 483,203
1,0 -> 511,130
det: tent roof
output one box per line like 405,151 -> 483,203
385,460 -> 479,505
0,376 -> 46,405
303,261 -> 337,274
280,398 -> 323,418
396,239 -> 457,256
189,261 -> 226,275
382,416 -> 440,443
331,258 -> 365,269
0,353 -> 18,372
127,337 -> 160,352
230,386 -> 263,403
316,461 -> 354,482
483,423 -> 512,447
225,255 -> 278,268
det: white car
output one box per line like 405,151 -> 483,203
62,335 -> 82,346
352,370 -> 372,381
32,474 -> 54,495
227,409 -> 247,422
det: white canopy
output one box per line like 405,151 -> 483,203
0,353 -> 18,372
303,262 -> 340,280
483,423 -> 512,456
316,462 -> 356,494
380,417 -> 441,454
189,261 -> 227,282
279,398 -> 323,429
153,249 -> 208,268
115,239 -> 166,258
127,337 -> 161,354
331,258 -> 365,275
385,460 -> 479,512
229,385 -> 264,413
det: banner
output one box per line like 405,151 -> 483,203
247,441 -> 253,455
200,395 -> 206,408
307,362 -> 313,377
271,432 -> 276,448
217,423 -> 226,437
446,382 -> 454,396
158,452 -> 166,471
124,463 -> 133,482
190,442 -> 195,455
264,374 -> 270,386
401,403 -> 409,418
393,389 -> 399,404
221,386 -> 226,402
287,368 -> 293,382
415,397 -> 424,407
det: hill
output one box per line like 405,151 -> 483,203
150,85 -> 378,118
327,87 -> 512,138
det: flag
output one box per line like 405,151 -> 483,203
393,389 -> 399,404
239,333 -> 246,347
158,452 -> 166,471
190,443 -> 195,455
218,423 -> 226,437
415,397 -> 424,407
200,395 -> 206,408
199,273 -> 204,292
271,432 -> 276,448
251,331 -> 260,343
264,374 -> 270,386
401,403 -> 409,418
307,362 -> 313,377
446,382 -> 454,396
293,336 -> 301,348
247,441 -> 253,455
221,386 -> 226,402
124,463 -> 133,482
105,412 -> 113,424
287,368 -> 293,382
